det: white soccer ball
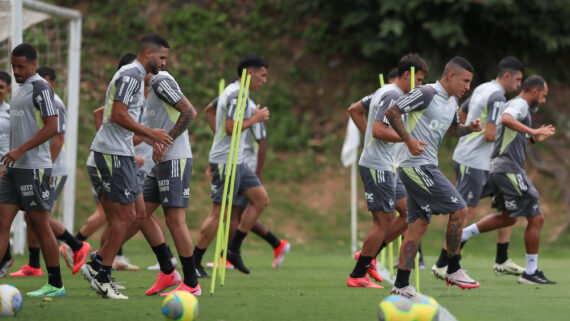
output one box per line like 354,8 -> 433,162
0,284 -> 23,317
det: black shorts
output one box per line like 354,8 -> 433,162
49,175 -> 67,211
359,165 -> 403,213
144,158 -> 192,208
453,161 -> 493,207
210,163 -> 262,205
87,165 -> 101,204
93,152 -> 138,204
0,168 -> 53,212
490,172 -> 541,218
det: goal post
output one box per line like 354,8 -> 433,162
1,0 -> 81,253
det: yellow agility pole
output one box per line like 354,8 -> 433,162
379,73 -> 385,88
378,73 -> 386,270
220,74 -> 251,285
410,66 -> 420,292
219,78 -> 226,96
210,70 -> 248,295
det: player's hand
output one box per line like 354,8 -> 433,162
134,155 -> 145,168
533,124 -> 555,142
253,104 -> 270,123
152,145 -> 168,163
406,139 -> 428,155
149,128 -> 173,147
205,166 -> 212,177
0,147 -> 24,167
469,118 -> 483,132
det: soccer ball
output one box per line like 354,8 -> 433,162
0,284 -> 23,317
378,294 -> 438,321
162,291 -> 199,321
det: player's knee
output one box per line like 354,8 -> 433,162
530,214 -> 544,228
252,195 -> 270,210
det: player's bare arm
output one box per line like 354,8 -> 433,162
386,104 -> 428,155
224,104 -> 269,135
447,119 -> 482,137
93,106 -> 104,130
483,122 -> 496,142
204,102 -> 216,133
50,132 -> 65,163
169,97 -> 196,140
1,115 -> 58,166
255,138 -> 267,179
502,113 -> 555,142
372,120 -> 403,142
347,101 -> 367,134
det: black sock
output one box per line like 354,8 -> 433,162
180,255 -> 198,287
495,242 -> 509,264
193,247 -> 206,265
394,269 -> 411,288
57,230 -> 83,252
2,243 -> 12,262
90,254 -> 103,271
447,255 -> 461,274
29,247 -> 41,268
117,244 -> 124,257
152,243 -> 174,275
261,231 -> 281,249
166,245 -> 174,259
350,254 -> 373,278
75,231 -> 88,242
47,266 -> 63,288
435,248 -> 448,267
95,265 -> 112,283
374,242 -> 387,258
228,230 -> 248,253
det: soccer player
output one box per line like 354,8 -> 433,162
202,96 -> 290,273
83,34 -> 173,299
0,43 -> 65,297
0,71 -> 13,278
9,66 -> 91,277
141,69 -> 201,296
459,75 -> 556,284
386,57 -> 483,297
432,57 -> 526,279
193,54 -> 270,275
345,54 -> 429,288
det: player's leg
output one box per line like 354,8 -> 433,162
147,213 -> 178,271
10,213 -> 42,277
392,217 -> 428,297
0,204 -> 20,277
48,218 -> 91,274
77,202 -> 106,240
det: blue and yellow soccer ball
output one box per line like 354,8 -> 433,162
378,294 -> 439,321
0,284 -> 23,317
162,291 -> 199,321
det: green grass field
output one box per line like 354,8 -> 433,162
3,221 -> 569,321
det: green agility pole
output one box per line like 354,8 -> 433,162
379,73 -> 385,88
210,70 -> 248,295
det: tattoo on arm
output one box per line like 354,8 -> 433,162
446,216 -> 463,255
448,124 -> 473,137
402,241 -> 419,269
386,106 -> 410,142
168,98 -> 196,139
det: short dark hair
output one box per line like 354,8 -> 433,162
497,56 -> 524,77
387,68 -> 398,80
237,54 -> 268,77
37,66 -> 56,81
398,53 -> 429,77
117,52 -> 137,70
12,43 -> 37,62
140,34 -> 170,52
444,56 -> 474,75
0,71 -> 10,85
521,75 -> 546,92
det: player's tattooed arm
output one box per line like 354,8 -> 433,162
446,215 -> 463,255
169,97 -> 197,140
386,105 -> 410,142
448,119 -> 482,137
402,241 -> 419,270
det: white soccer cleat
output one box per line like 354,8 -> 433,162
493,259 -> 525,276
112,255 -> 139,271
80,263 -> 97,283
390,285 -> 418,298
445,269 -> 480,289
91,278 -> 128,299
431,263 -> 446,280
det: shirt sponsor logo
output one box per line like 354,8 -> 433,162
11,110 -> 25,117
429,119 -> 449,131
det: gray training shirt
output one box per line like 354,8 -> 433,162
146,71 -> 192,162
209,81 -> 256,164
134,106 -> 154,173
0,102 -> 10,160
9,73 -> 58,169
91,60 -> 146,156
395,81 -> 460,167
358,83 -> 405,171
453,80 -> 505,171
490,96 -> 531,173
51,94 -> 68,177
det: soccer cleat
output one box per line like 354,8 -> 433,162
9,265 -> 42,277
90,278 -> 128,299
80,262 -> 97,282
354,251 -> 383,283
160,283 -> 202,297
206,258 -> 235,269
227,250 -> 250,274
112,255 -> 140,271
445,269 -> 480,289
0,258 -> 14,278
145,270 -> 182,296
72,242 -> 92,274
347,275 -> 383,288
518,269 -> 556,285
431,263 -> 447,280
147,257 -> 178,271
493,258 -> 525,276
195,264 -> 210,279
419,261 -> 427,270
391,285 -> 417,298
273,240 -> 291,268
59,244 -> 74,270
26,283 -> 65,297
111,277 -> 126,290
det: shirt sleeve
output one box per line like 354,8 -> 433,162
360,94 -> 373,111
396,86 -> 436,114
114,73 -> 142,106
460,96 -> 470,113
210,97 -> 219,108
32,81 -> 58,118
375,90 -> 401,125
503,100 -> 528,121
250,121 -> 267,141
451,107 -> 460,126
225,91 -> 240,121
152,77 -> 184,107
56,103 -> 67,134
486,91 -> 506,124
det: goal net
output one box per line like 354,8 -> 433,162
0,0 -> 81,254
